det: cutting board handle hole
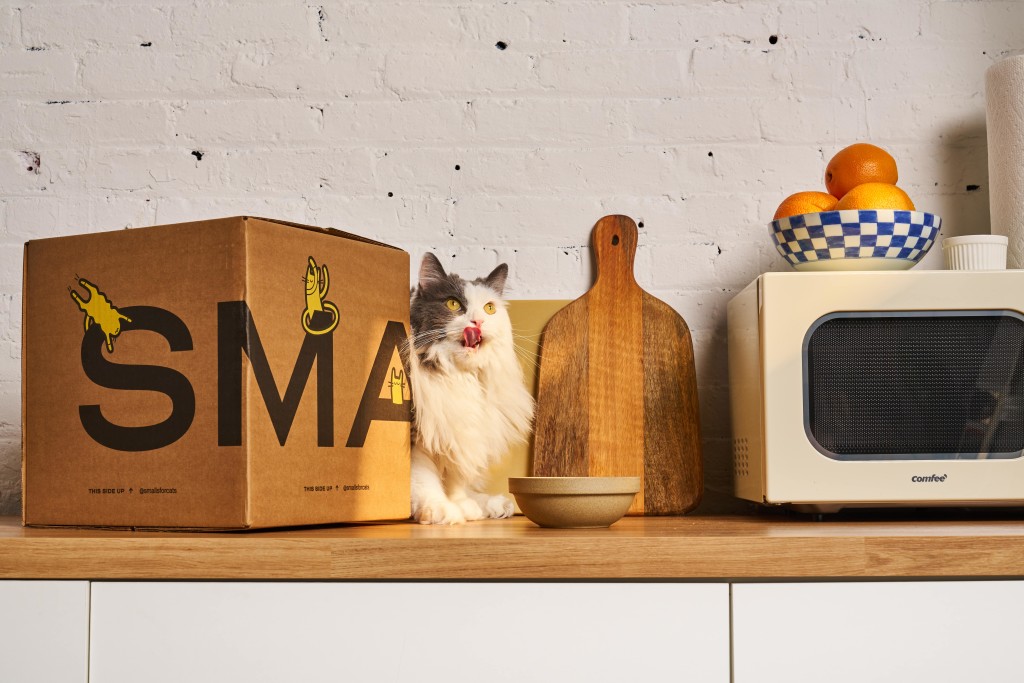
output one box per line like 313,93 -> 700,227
611,235 -> 620,246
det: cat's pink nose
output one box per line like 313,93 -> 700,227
462,325 -> 482,348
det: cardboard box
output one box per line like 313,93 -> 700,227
22,216 -> 412,529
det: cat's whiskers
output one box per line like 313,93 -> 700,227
405,332 -> 436,345
509,332 -> 545,367
408,329 -> 448,344
511,333 -> 544,347
401,329 -> 451,354
510,343 -> 541,371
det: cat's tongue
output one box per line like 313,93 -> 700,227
462,325 -> 482,349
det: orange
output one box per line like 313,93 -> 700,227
834,182 -> 915,211
773,191 -> 838,220
825,143 -> 898,199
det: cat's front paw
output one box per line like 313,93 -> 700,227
455,496 -> 485,521
480,494 -> 515,519
414,499 -> 466,525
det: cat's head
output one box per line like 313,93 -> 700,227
410,253 -> 512,368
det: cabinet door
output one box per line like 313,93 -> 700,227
733,581 -> 1024,683
91,582 -> 729,683
0,581 -> 90,682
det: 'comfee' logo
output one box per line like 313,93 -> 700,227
911,474 -> 948,483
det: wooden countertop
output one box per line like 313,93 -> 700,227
4,513 -> 1024,580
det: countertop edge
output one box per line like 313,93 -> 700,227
4,515 -> 1024,580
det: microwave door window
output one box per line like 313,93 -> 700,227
803,312 -> 1024,461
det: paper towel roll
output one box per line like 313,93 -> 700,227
987,55 -> 1024,268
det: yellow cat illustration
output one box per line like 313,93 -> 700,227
390,368 -> 406,405
69,278 -> 131,353
302,256 -> 339,335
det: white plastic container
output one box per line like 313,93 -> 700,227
942,235 -> 1008,271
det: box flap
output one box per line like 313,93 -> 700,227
21,216 -> 402,254
242,216 -> 402,252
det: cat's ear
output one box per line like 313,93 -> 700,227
484,263 -> 509,296
418,253 -> 448,291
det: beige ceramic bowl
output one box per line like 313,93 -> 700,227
508,477 -> 641,528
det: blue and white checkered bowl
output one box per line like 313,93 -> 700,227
770,209 -> 942,271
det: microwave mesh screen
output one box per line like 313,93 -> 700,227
806,313 -> 1024,460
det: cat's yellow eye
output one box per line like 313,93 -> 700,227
484,302 -> 497,315
445,298 -> 462,311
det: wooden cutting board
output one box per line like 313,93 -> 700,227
532,215 -> 703,515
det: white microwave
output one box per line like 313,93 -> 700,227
728,270 -> 1024,513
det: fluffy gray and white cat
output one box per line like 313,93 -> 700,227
404,253 -> 534,525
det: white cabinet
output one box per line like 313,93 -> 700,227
732,581 -> 1024,683
0,581 -> 90,683
10,578 -> 1024,682
90,582 -> 730,683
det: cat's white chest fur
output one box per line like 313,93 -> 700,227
412,343 -> 533,483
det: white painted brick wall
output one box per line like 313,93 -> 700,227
0,0 -> 1021,515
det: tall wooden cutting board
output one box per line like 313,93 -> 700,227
533,215 -> 703,515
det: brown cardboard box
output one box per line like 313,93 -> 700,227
22,216 -> 412,529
